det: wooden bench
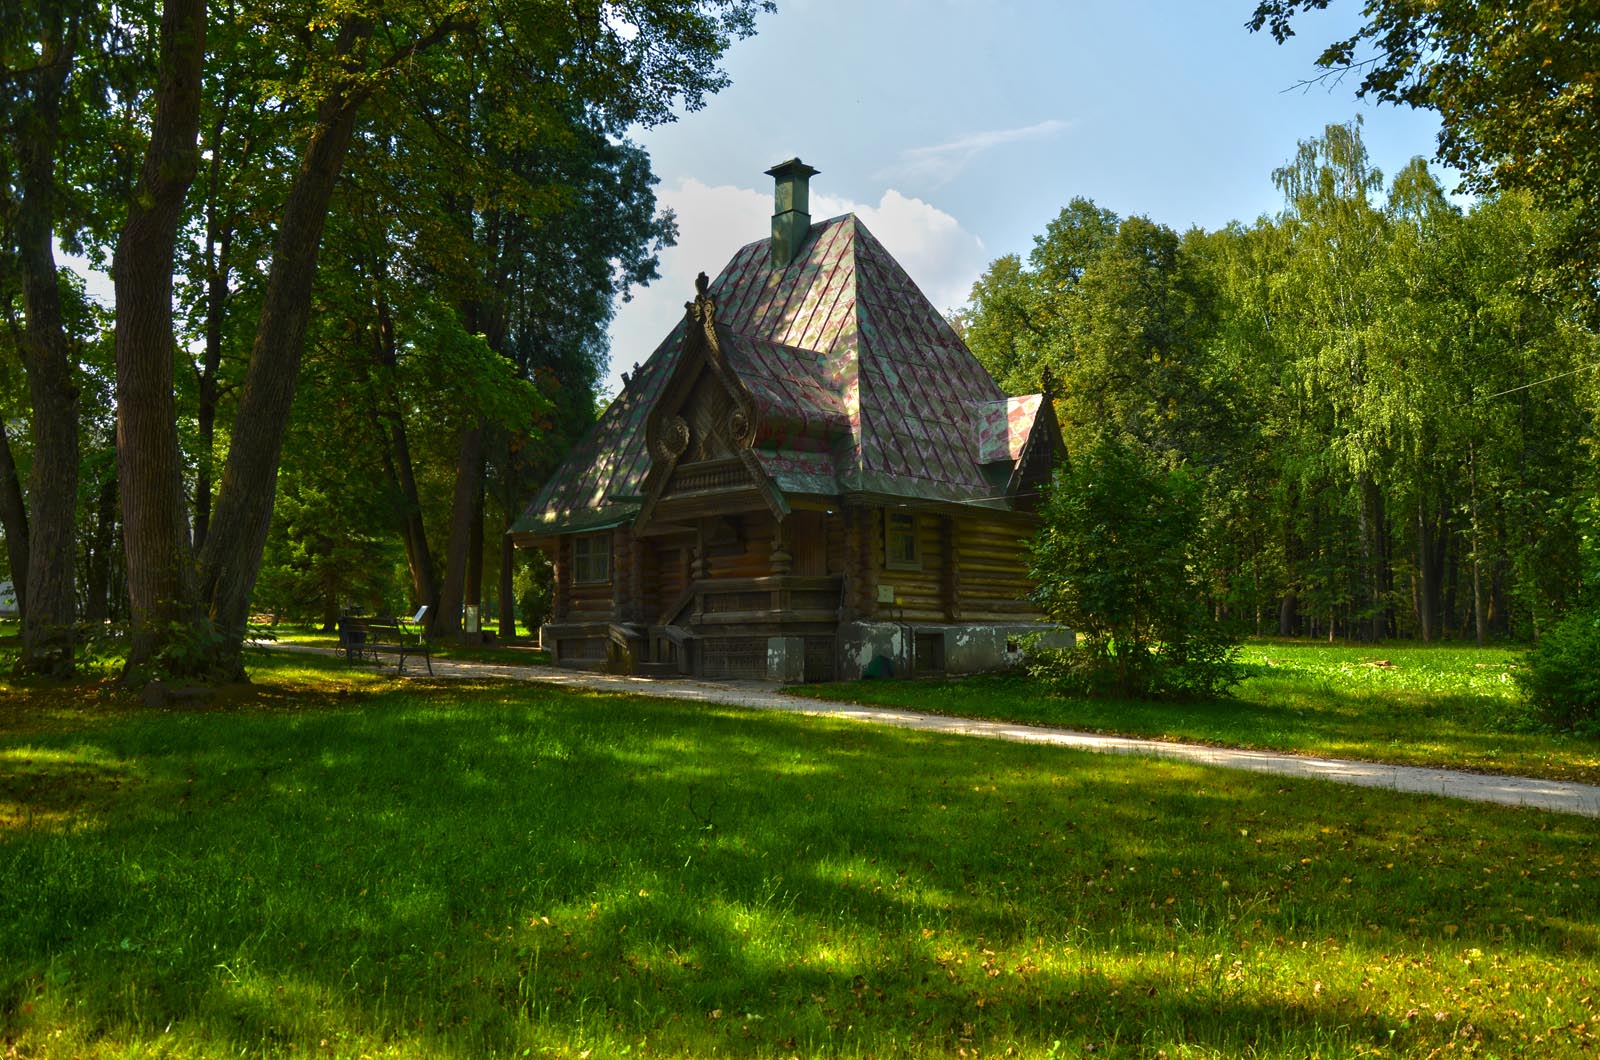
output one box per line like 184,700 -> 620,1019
338,611 -> 433,675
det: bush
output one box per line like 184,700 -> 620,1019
1517,607 -> 1600,732
1028,437 -> 1242,699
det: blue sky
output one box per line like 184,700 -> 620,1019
603,0 -> 1455,395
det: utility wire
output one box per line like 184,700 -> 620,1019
1474,359 -> 1600,403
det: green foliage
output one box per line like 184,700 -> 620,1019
964,117 -> 1600,645
1029,437 -> 1241,698
513,548 -> 553,636
1250,0 -> 1600,300
1517,608 -> 1600,733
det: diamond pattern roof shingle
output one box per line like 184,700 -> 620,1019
516,214 -> 1037,534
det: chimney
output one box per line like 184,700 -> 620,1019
765,158 -> 819,269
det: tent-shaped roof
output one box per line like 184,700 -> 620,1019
516,213 -> 1050,536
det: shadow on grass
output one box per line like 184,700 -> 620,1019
1,654 -> 1596,1057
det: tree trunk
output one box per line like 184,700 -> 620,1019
193,103 -> 237,553
436,422 -> 486,639
366,284 -> 438,620
1416,493 -> 1436,642
466,470 -> 485,628
84,464 -> 119,624
197,30 -> 372,667
13,25 -> 79,676
115,0 -> 206,673
0,419 -> 29,618
1356,471 -> 1382,643
1277,589 -> 1297,637
498,513 -> 516,639
1467,442 -> 1487,647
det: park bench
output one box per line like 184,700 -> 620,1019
337,606 -> 433,676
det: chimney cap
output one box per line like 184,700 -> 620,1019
764,158 -> 820,181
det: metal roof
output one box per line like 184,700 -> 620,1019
515,213 -> 1046,535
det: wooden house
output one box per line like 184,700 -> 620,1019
511,160 -> 1067,681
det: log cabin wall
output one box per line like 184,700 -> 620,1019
646,535 -> 693,622
700,512 -> 775,581
954,516 -> 1040,620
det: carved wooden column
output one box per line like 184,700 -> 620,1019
770,514 -> 793,575
941,514 -> 961,621
551,539 -> 569,621
690,519 -> 707,580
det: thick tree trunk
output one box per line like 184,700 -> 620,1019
0,419 -> 29,618
14,32 -> 79,676
197,47 -> 370,665
436,422 -> 486,638
116,0 -> 206,673
1277,589 -> 1297,637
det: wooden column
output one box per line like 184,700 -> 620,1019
941,514 -> 961,620
551,539 -> 569,621
771,514 -> 793,575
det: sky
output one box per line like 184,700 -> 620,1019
600,0 -> 1456,396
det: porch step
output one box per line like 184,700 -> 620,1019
636,661 -> 681,678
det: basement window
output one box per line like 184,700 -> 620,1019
572,533 -> 612,584
885,512 -> 921,570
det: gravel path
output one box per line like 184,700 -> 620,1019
267,643 -> 1600,818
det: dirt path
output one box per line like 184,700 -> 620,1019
266,643 -> 1600,818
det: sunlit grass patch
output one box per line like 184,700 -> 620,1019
2,665 -> 1598,1058
793,640 -> 1600,784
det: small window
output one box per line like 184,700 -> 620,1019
572,533 -> 611,584
885,512 -> 920,570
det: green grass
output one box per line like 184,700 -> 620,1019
794,641 -> 1600,786
2,651 -> 1598,1058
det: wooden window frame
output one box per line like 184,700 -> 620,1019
884,511 -> 921,571
572,532 -> 612,585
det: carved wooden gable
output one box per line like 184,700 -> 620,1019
635,276 -> 786,530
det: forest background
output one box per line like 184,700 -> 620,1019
1,1 -> 1597,679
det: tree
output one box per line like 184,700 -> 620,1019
2,0 -> 89,674
1029,437 -> 1242,699
1248,1 -> 1600,296
114,0 -> 205,671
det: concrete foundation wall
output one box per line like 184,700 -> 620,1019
834,621 -> 1072,681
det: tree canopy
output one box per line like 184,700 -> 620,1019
1249,1 -> 1600,295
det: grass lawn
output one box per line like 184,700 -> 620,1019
2,651 -> 1598,1058
793,641 -> 1600,786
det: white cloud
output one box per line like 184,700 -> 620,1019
889,119 -> 1073,188
603,179 -> 989,396
813,187 -> 987,312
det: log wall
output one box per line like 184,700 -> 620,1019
953,516 -> 1040,620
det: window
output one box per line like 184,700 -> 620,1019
572,533 -> 611,584
885,512 -> 920,570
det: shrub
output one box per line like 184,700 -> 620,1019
1517,607 -> 1600,733
1028,437 -> 1242,699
